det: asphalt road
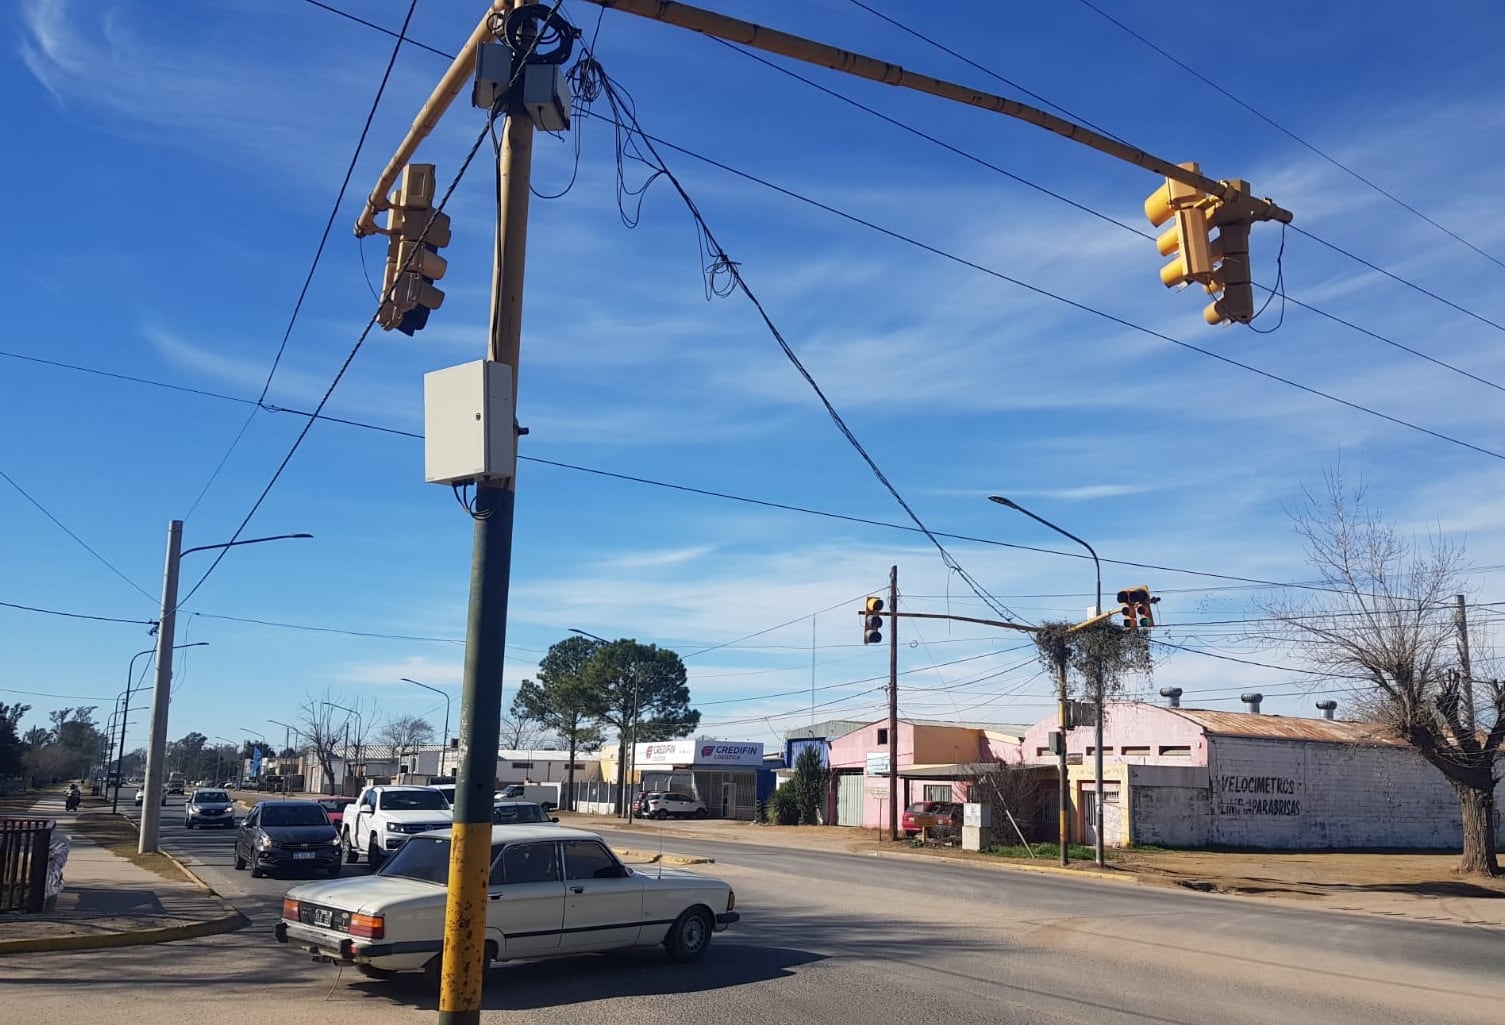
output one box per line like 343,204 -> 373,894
4,813 -> 1501,1024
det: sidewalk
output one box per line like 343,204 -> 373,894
0,795 -> 246,955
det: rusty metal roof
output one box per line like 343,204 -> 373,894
1169,708 -> 1406,746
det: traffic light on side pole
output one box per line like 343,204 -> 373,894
1115,585 -> 1157,629
1144,162 -> 1213,290
862,596 -> 885,645
377,163 -> 451,336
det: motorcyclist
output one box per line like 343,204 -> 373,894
65,783 -> 81,811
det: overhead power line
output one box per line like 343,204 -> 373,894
183,0 -> 420,521
1069,0 -> 1505,275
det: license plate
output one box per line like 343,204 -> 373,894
313,908 -> 332,927
293,851 -> 316,860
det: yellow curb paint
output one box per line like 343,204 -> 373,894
0,910 -> 248,956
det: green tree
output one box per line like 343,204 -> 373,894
585,639 -> 699,814
785,744 -> 831,825
0,701 -> 30,777
511,635 -> 607,811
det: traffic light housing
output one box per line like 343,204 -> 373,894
378,163 -> 451,336
1203,195 -> 1254,326
862,596 -> 885,645
1115,585 -> 1157,629
1144,162 -> 1213,290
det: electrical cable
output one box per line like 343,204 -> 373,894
601,122 -> 1505,463
182,0 -> 420,522
576,49 -> 1027,626
0,599 -> 153,626
828,6 -> 1505,376
0,465 -> 157,603
175,117 -> 500,611
1069,0 -> 1505,275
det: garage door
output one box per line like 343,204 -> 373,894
836,773 -> 864,826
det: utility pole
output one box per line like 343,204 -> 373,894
440,7 -> 533,1020
1055,652 -> 1070,867
1454,594 -> 1476,732
887,565 -> 898,843
139,520 -> 182,854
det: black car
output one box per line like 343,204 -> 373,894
234,800 -> 341,879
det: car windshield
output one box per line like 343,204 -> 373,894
260,805 -> 329,828
193,791 -> 229,804
317,799 -> 351,812
381,790 -> 449,811
491,803 -> 549,824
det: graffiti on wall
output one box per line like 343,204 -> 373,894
1215,774 -> 1301,816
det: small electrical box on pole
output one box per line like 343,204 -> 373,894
423,360 -> 517,484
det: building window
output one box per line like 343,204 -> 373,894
1121,746 -> 1151,757
876,728 -> 888,745
923,785 -> 951,802
1158,746 -> 1192,758
511,761 -> 534,770
1035,746 -> 1051,757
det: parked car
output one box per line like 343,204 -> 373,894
490,800 -> 558,826
316,797 -> 354,831
643,791 -> 709,820
429,784 -> 456,806
184,788 -> 236,829
234,800 -> 342,879
902,801 -> 961,838
343,785 -> 453,869
275,825 -> 739,988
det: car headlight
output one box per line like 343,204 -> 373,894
330,834 -> 342,846
257,835 -> 275,851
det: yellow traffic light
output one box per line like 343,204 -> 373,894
862,596 -> 885,645
376,163 -> 451,336
1203,206 -> 1254,325
1144,162 -> 1213,289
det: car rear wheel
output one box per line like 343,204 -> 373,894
654,809 -> 668,820
694,808 -> 708,819
664,907 -> 713,962
343,830 -> 358,863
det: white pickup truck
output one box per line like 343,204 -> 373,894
343,785 -> 453,869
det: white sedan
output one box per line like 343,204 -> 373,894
275,824 -> 738,988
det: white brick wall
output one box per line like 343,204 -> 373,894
1192,738 -> 1502,849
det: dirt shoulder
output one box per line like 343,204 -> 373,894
565,812 -> 1505,926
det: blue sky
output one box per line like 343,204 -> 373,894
7,0 -> 1505,756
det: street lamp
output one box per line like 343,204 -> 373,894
325,702 -> 362,785
114,642 -> 209,814
989,494 -> 1104,867
213,736 -> 238,787
269,720 -> 308,791
402,679 -> 452,779
140,525 -> 311,853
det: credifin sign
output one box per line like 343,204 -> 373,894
634,739 -> 765,767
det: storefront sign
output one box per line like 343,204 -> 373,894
635,739 -> 764,767
865,752 -> 890,776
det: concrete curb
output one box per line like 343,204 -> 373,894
159,849 -> 215,893
0,908 -> 249,956
867,846 -> 1142,885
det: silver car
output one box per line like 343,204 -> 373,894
185,788 -> 236,829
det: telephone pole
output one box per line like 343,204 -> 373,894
1454,594 -> 1476,731
887,565 -> 898,842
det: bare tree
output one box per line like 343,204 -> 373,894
1255,469 -> 1502,876
499,715 -> 548,751
297,691 -> 377,793
377,714 -> 435,770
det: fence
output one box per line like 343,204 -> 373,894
0,817 -> 57,913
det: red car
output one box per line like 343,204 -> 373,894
902,801 -> 961,838
316,797 -> 354,831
